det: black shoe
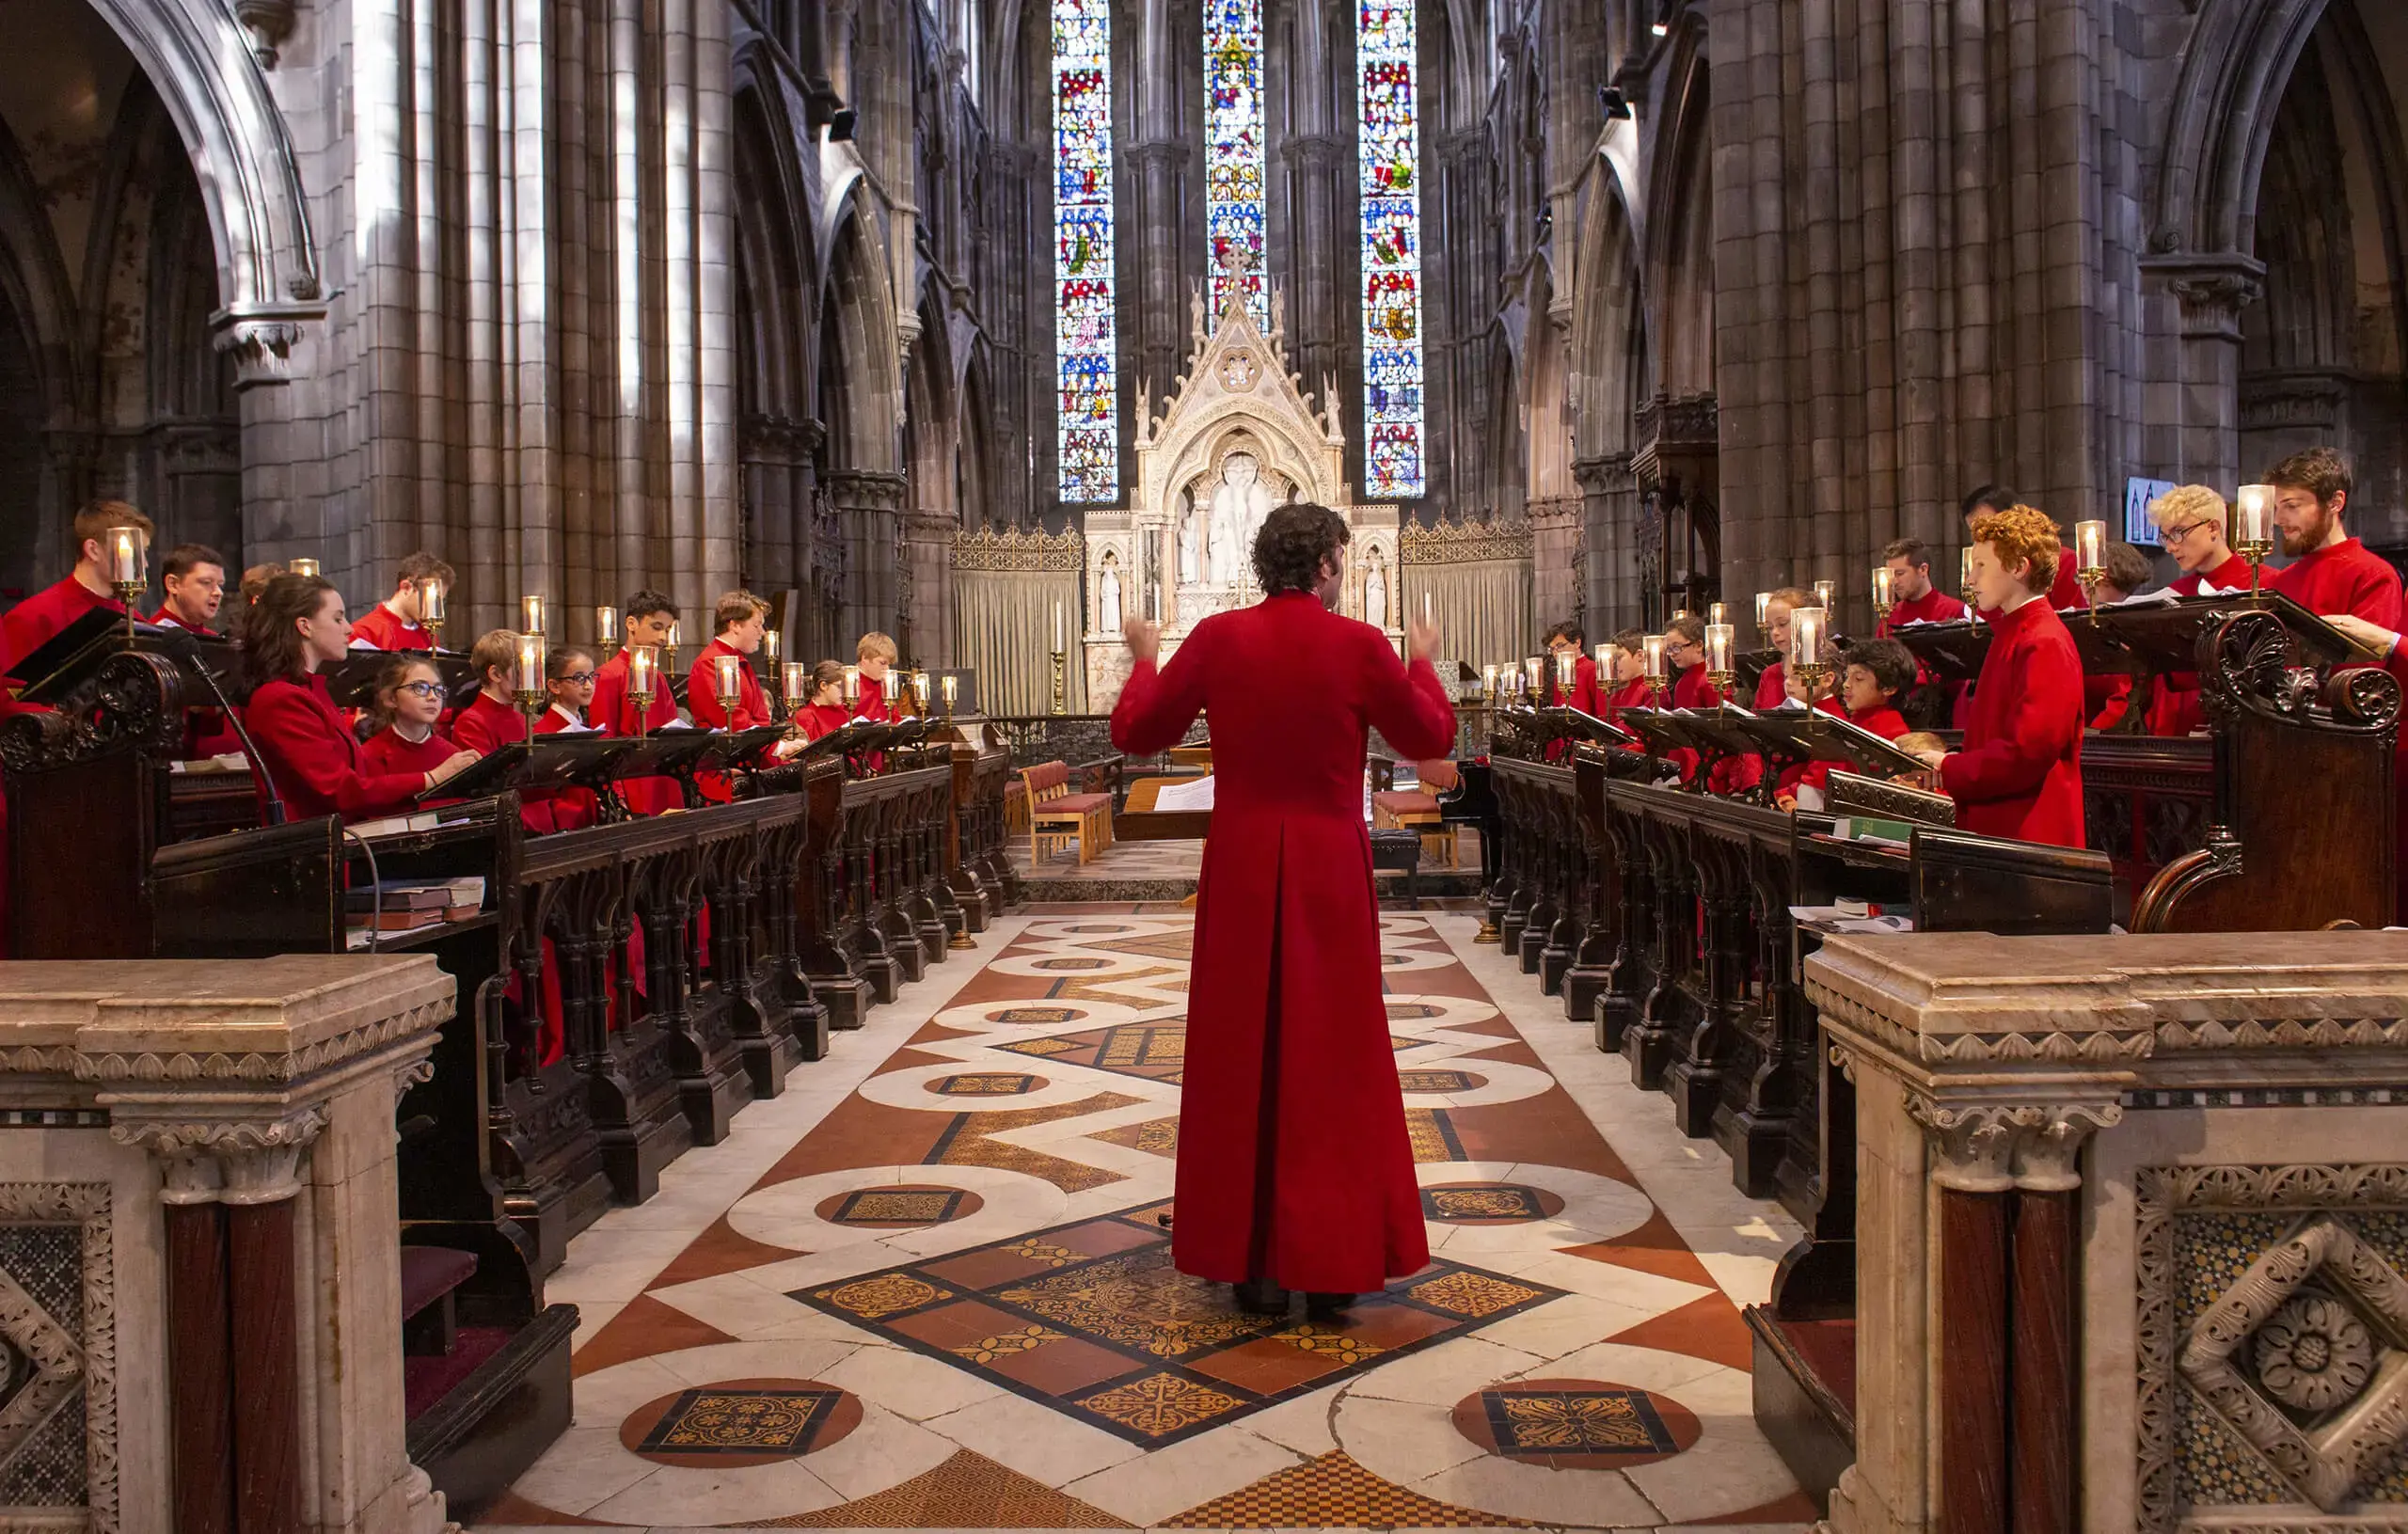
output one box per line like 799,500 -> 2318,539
1305,1290 -> 1357,1320
1232,1279 -> 1291,1315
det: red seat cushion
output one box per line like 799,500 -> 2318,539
401,1246 -> 479,1320
1037,792 -> 1112,815
1374,791 -> 1442,815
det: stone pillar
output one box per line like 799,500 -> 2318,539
2140,253 -> 2267,492
0,955 -> 458,1534
826,468 -> 910,644
1575,453 -> 1637,629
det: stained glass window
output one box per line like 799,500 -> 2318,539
1358,0 -> 1424,498
1054,0 -> 1118,501
1204,0 -> 1266,326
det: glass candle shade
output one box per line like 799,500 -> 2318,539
109,526 -> 147,586
521,594 -> 546,636
942,675 -> 958,708
628,645 -> 657,699
782,661 -> 810,704
1961,546 -> 1978,592
763,629 -> 780,665
1872,565 -> 1894,611
1790,608 -> 1826,671
843,666 -> 862,706
595,604 -> 617,644
1482,663 -> 1498,698
417,577 -> 448,625
1705,623 -> 1735,674
1813,578 -> 1836,611
1753,591 -> 1771,629
2075,519 -> 2107,576
665,620 -> 681,652
1643,635 -> 1669,684
711,652 -> 742,708
516,632 -> 547,695
2236,484 -> 2275,547
1523,657 -> 1543,696
1708,601 -> 1728,626
1555,651 -> 1576,690
289,558 -> 321,578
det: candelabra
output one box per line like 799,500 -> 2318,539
628,646 -> 658,740
2235,484 -> 2275,603
1871,565 -> 1894,630
107,526 -> 147,641
514,632 -> 548,745
418,577 -> 448,651
2074,518 -> 2108,622
711,653 -> 743,732
941,674 -> 958,722
1050,651 -> 1067,716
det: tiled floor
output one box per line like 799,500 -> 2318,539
467,910 -> 1814,1532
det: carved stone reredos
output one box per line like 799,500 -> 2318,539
1137,281 -> 1351,520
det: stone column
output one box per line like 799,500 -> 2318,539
1574,453 -> 1636,628
903,510 -> 958,666
2140,253 -> 2267,492
0,955 -> 460,1534
825,468 -> 910,644
1527,496 -> 1583,629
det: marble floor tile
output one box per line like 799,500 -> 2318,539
469,908 -> 1810,1531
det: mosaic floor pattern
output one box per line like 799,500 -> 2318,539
470,909 -> 1817,1531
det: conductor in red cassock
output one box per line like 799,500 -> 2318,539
1110,502 -> 1456,1314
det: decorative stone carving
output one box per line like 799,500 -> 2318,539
1401,514 -> 1534,566
0,1184 -> 115,1532
2253,1295 -> 2373,1413
1897,1091 -> 2122,1193
951,527 -> 1084,574
211,316 -> 306,389
233,0 -> 297,66
2141,251 -> 2268,342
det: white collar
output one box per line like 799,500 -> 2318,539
392,720 -> 434,745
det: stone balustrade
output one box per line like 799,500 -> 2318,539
0,956 -> 464,1534
1802,931 -> 2408,1533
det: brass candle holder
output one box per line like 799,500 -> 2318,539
711,653 -> 743,728
514,632 -> 548,745
1871,564 -> 1894,629
1051,651 -> 1067,716
1642,635 -> 1671,707
2235,483 -> 2275,603
1960,546 -> 1981,625
1704,621 -> 1736,698
418,577 -> 449,651
1789,607 -> 1830,702
941,674 -> 958,721
108,526 -> 148,640
628,645 -> 658,739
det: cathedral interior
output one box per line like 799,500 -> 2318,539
5,1 -> 2408,1531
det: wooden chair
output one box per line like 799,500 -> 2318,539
1371,761 -> 1461,867
1022,760 -> 1116,865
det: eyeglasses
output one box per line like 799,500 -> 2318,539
2159,521 -> 2213,547
555,672 -> 596,686
396,681 -> 445,700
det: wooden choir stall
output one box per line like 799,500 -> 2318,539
0,619 -> 1020,1512
1471,592 -> 2397,1511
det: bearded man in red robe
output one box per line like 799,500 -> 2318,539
1111,502 -> 1456,1314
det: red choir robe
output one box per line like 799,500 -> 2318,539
347,602 -> 434,651
146,608 -> 220,637
142,607 -> 243,757
532,706 -> 601,830
2272,536 -> 2405,630
1752,660 -> 1787,711
0,577 -> 128,953
689,639 -> 770,730
859,672 -> 909,720
2146,552 -> 2258,736
1603,674 -> 1650,727
1542,655 -> 1602,762
1110,593 -> 1456,1293
796,702 -> 849,741
450,690 -> 562,831
1665,663 -> 1735,786
1778,700 -> 1909,802
1939,596 -> 2085,846
241,674 -> 428,823
591,647 -> 683,814
360,723 -> 463,779
1876,587 -> 1969,635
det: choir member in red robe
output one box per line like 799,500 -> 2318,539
237,575 -> 479,822
689,591 -> 771,730
149,544 -> 228,636
794,661 -> 851,740
347,552 -> 452,651
590,591 -> 682,814
239,562 -> 286,609
531,646 -> 602,830
1963,484 -> 2083,613
0,501 -> 152,954
1917,505 -> 2086,846
1776,640 -> 1914,809
855,631 -> 909,720
1110,503 -> 1456,1309
1752,587 -> 1812,707
1601,629 -> 1652,732
360,656 -> 467,780
1544,621 -> 1603,713
2268,448 -> 2404,630
2145,485 -> 2250,736
1874,538 -> 1969,634
451,629 -> 532,756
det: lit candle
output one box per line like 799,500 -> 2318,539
289,557 -> 321,578
1482,663 -> 1497,697
1555,651 -> 1576,691
764,628 -> 780,665
417,577 -> 448,625
1524,656 -> 1544,696
2075,518 -> 2107,576
711,652 -> 743,710
1054,600 -> 1064,652
1705,622 -> 1735,674
517,631 -> 547,694
2236,483 -> 2274,547
1813,578 -> 1836,611
1753,591 -> 1771,628
1790,608 -> 1826,670
1708,601 -> 1728,626
595,604 -> 617,643
109,527 -> 146,587
913,670 -> 930,705
521,594 -> 546,635
629,645 -> 657,698
1423,592 -> 1432,624
1593,643 -> 1608,672
1643,635 -> 1669,684
843,665 -> 862,706
783,660 -> 810,704
1872,565 -> 1894,611
665,619 -> 681,654
942,675 -> 958,708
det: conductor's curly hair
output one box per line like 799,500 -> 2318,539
1252,501 -> 1352,597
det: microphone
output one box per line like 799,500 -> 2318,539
189,650 -> 288,827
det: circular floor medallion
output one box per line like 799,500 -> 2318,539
1450,1377 -> 1701,1470
619,1376 -> 863,1468
927,1072 -> 1046,1097
813,1183 -> 988,1228
1419,1181 -> 1567,1225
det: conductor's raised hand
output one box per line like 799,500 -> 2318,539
1406,611 -> 1440,664
1123,616 -> 1162,666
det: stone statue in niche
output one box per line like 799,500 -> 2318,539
1179,500 -> 1202,585
1099,554 -> 1122,636
1208,452 -> 1275,585
1364,555 -> 1387,631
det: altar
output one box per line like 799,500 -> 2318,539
1081,281 -> 1401,708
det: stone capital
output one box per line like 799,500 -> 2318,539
209,303 -> 325,389
1899,1090 -> 2122,1193
2142,251 -> 2267,342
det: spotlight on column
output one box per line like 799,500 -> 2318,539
1597,86 -> 1633,121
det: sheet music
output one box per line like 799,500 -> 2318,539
1154,776 -> 1215,812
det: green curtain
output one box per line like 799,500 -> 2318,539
950,536 -> 1090,716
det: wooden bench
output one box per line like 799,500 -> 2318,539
1022,759 -> 1116,865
